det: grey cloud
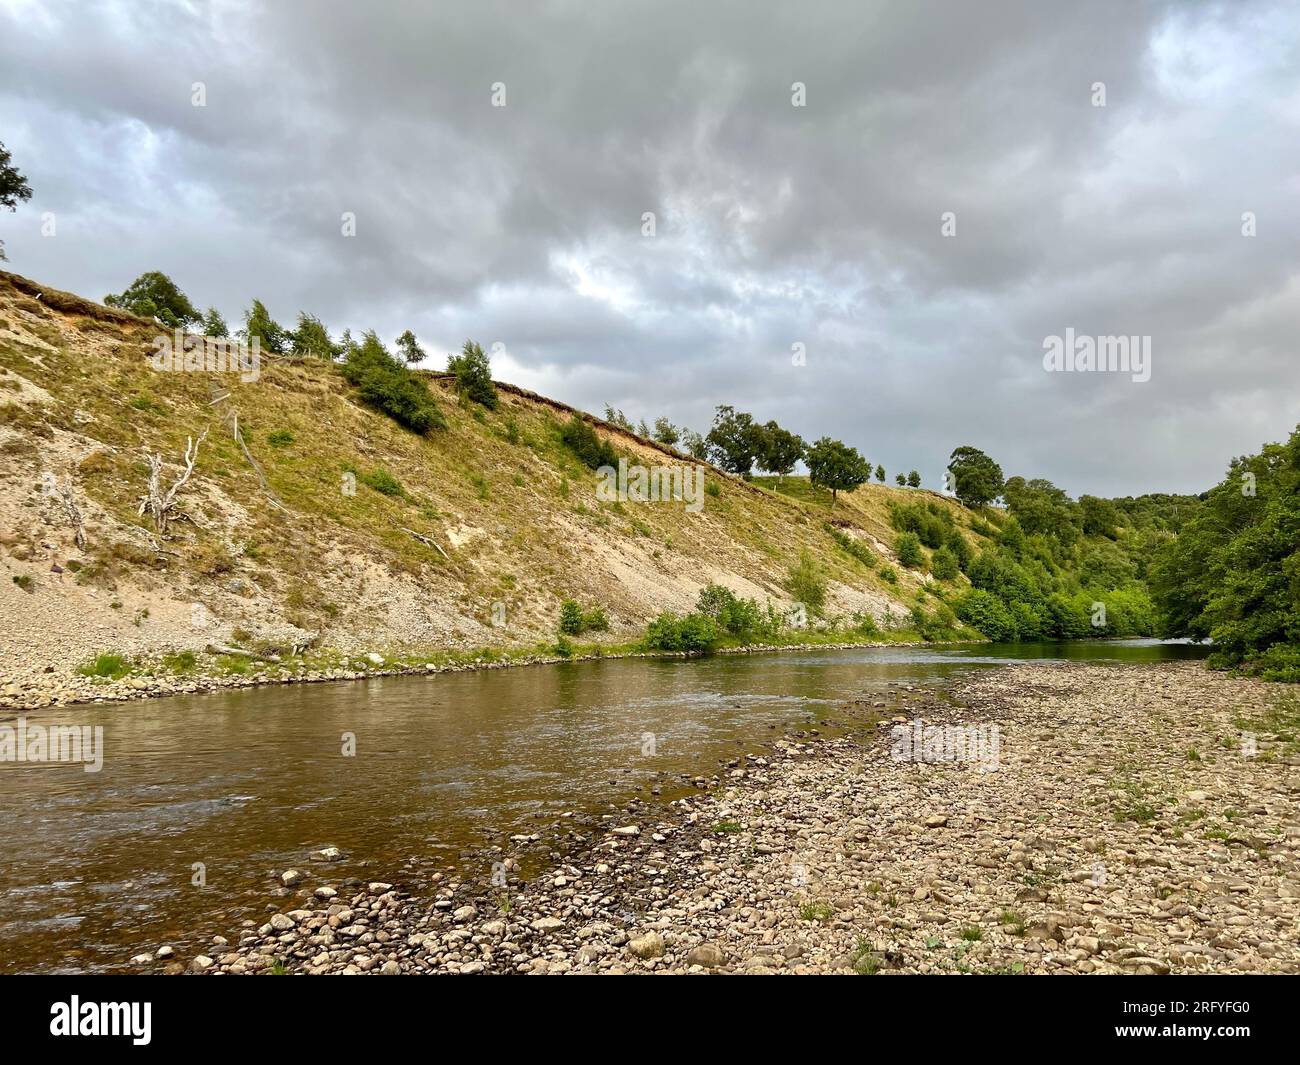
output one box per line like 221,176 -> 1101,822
2,0 -> 1298,494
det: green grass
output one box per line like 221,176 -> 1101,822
799,899 -> 834,923
849,937 -> 882,975
76,653 -> 133,680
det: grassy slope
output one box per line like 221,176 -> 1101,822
0,270 -> 991,683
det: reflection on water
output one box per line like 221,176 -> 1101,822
0,639 -> 1205,972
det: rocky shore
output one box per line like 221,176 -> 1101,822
0,635 -> 918,713
152,661 -> 1298,975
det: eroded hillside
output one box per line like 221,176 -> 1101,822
0,270 -> 985,707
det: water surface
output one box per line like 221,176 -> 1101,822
0,638 -> 1206,972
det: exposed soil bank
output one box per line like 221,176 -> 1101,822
150,660 -> 1300,975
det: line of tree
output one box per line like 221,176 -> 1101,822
1149,423 -> 1300,681
101,271 -> 512,436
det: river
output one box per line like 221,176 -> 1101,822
0,638 -> 1206,973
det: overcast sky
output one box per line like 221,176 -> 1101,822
2,0 -> 1298,495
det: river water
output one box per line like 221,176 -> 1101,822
0,639 -> 1206,973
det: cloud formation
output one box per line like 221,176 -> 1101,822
2,0 -> 1298,494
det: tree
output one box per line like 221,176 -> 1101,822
706,406 -> 764,477
0,141 -> 32,261
1079,494 -> 1121,539
341,330 -> 445,434
240,299 -> 289,354
604,405 -> 634,431
906,470 -> 921,488
895,473 -> 906,486
104,271 -> 201,329
447,340 -> 499,409
394,329 -> 425,366
201,307 -> 229,338
1150,425 -> 1300,679
875,464 -> 886,483
805,436 -> 870,503
947,446 -> 1005,508
652,417 -> 680,447
560,414 -> 617,469
757,421 -> 804,479
292,313 -> 339,359
136,430 -> 208,538
681,429 -> 709,461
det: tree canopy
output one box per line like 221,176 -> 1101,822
104,271 -> 201,329
805,437 -> 871,502
447,340 -> 499,409
948,445 -> 1004,507
1149,424 -> 1300,680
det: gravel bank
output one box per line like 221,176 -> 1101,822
157,661 -> 1298,975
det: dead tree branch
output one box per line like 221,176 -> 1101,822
137,429 -> 208,537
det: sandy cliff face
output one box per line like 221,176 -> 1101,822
0,270 -> 977,706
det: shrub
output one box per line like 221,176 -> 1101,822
560,414 -> 617,469
360,468 -> 404,497
880,565 -> 898,584
954,589 -> 1018,642
786,549 -> 827,615
266,429 -> 295,447
889,501 -> 952,548
895,532 -> 924,568
341,331 -> 445,434
931,545 -> 960,580
826,525 -> 877,568
558,597 -> 609,636
447,340 -> 499,409
913,603 -> 959,641
695,583 -> 777,639
643,611 -> 719,653
1251,645 -> 1300,683
558,598 -> 584,635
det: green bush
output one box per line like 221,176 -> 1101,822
560,414 -> 617,469
360,468 -> 403,497
696,583 -> 779,640
930,545 -> 960,580
889,501 -> 953,548
912,603 -> 959,642
895,531 -> 924,569
786,549 -> 827,615
558,597 -> 609,636
1251,645 -> 1300,683
826,525 -> 877,568
341,331 -> 445,434
266,429 -> 295,447
643,611 -> 719,653
558,598 -> 585,635
954,589 -> 1019,642
447,340 -> 499,409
